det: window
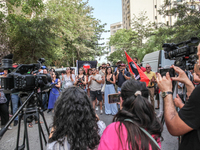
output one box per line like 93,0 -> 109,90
155,16 -> 157,20
155,5 -> 157,8
167,21 -> 169,26
177,0 -> 182,2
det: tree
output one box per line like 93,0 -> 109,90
45,0 -> 107,67
0,0 -> 107,67
157,1 -> 200,43
107,12 -> 154,64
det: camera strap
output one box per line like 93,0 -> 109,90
124,119 -> 161,150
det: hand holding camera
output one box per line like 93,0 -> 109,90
157,72 -> 172,93
174,94 -> 184,109
171,65 -> 190,84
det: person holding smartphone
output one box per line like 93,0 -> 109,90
98,80 -> 162,150
62,67 -> 75,89
103,67 -> 118,115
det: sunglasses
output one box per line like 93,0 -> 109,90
146,67 -> 150,69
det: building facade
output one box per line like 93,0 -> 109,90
122,0 -> 200,30
109,22 -> 123,55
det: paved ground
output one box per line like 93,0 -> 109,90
0,101 -> 178,150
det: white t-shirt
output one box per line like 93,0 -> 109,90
88,74 -> 102,91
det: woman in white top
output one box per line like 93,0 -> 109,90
62,67 -> 75,89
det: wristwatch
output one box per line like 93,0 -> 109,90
162,91 -> 173,98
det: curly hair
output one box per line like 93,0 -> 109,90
113,80 -> 163,150
48,86 -> 100,150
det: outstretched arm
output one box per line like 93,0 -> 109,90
157,72 -> 193,136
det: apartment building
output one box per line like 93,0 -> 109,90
109,22 -> 123,55
122,0 -> 200,30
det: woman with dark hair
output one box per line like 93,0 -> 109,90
47,87 -> 101,150
74,67 -> 86,90
98,80 -> 162,150
103,67 -> 118,115
62,67 -> 75,89
47,71 -> 61,113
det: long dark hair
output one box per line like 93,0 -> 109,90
49,87 -> 100,150
105,66 -> 113,77
113,80 -> 162,150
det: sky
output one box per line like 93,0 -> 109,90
87,0 -> 122,63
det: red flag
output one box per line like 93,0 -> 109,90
125,51 -> 150,86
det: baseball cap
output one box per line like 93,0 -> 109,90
117,60 -> 122,63
120,63 -> 126,67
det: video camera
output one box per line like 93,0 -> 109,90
159,37 -> 199,76
0,54 -> 52,93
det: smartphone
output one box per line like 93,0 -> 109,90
108,93 -> 120,104
158,68 -> 175,77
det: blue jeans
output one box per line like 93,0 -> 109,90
11,94 -> 20,121
117,87 -> 121,109
42,92 -> 48,109
117,87 -> 121,92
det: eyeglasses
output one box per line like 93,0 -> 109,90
146,67 -> 150,69
92,69 -> 96,71
79,70 -> 83,71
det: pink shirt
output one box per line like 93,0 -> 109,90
98,122 -> 161,150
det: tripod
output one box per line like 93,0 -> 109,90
0,91 -> 50,150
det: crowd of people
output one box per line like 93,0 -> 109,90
2,43 -> 200,149
47,45 -> 200,150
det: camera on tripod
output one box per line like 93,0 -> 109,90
159,37 -> 199,76
0,54 -> 52,93
0,54 -> 51,149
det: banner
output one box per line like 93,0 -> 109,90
125,51 -> 150,86
77,60 -> 97,73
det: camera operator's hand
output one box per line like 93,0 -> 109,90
174,94 -> 184,109
193,73 -> 200,83
171,65 -> 189,84
171,65 -> 195,97
157,72 -> 172,92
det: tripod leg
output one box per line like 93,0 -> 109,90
24,115 -> 30,150
36,111 -> 43,150
15,113 -> 22,150
38,122 -> 47,144
39,110 -> 49,135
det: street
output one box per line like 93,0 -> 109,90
0,106 -> 178,150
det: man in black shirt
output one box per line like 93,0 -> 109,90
115,63 -> 130,92
157,44 -> 200,150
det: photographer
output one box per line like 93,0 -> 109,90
157,44 -> 200,149
115,63 -> 130,92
